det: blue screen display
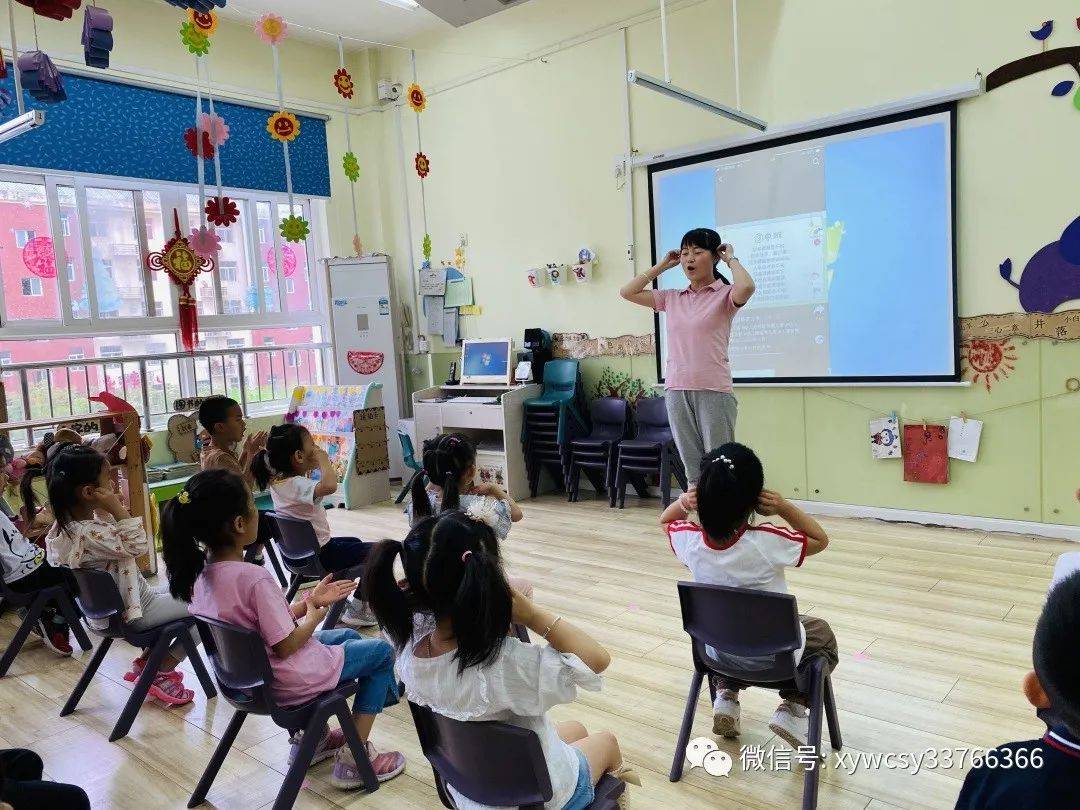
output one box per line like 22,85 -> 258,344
651,109 -> 956,383
462,341 -> 511,380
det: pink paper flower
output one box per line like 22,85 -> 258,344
255,13 -> 288,46
198,112 -> 230,146
190,226 -> 221,259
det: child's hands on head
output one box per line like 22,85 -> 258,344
510,587 -> 535,625
309,574 -> 355,608
756,489 -> 786,517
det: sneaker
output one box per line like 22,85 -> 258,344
330,742 -> 405,788
288,726 -> 346,767
40,625 -> 73,656
769,701 -> 809,750
147,671 -> 195,706
339,599 -> 378,629
712,689 -> 741,738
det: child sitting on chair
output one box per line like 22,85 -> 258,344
659,442 -> 835,749
162,469 -> 405,787
366,509 -> 638,809
956,571 -> 1080,808
252,424 -> 375,628
404,432 -> 530,597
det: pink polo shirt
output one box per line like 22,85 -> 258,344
654,279 -> 740,392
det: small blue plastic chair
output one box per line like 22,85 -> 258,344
396,428 -> 426,505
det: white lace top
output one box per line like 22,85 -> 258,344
396,630 -> 601,809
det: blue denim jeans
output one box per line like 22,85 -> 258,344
314,628 -> 399,714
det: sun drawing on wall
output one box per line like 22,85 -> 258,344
961,338 -> 1018,391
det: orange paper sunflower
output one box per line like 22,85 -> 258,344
188,9 -> 218,37
407,83 -> 427,113
267,111 -> 300,143
415,152 -> 431,179
333,68 -> 355,100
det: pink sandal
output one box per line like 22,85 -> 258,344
147,671 -> 194,706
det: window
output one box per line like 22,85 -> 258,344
86,188 -> 146,318
65,260 -> 75,282
224,299 -> 243,315
286,350 -> 298,368
68,350 -> 85,361
285,278 -> 295,294
226,338 -> 245,349
88,221 -> 108,238
29,369 -> 47,384
263,336 -> 275,345
154,301 -> 165,316
60,215 -> 71,237
14,229 -> 35,248
220,262 -> 239,282
21,278 -> 43,296
0,352 -> 10,365
99,345 -> 122,358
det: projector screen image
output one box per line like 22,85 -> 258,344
650,105 -> 958,384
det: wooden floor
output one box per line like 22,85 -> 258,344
1,494 -> 1074,809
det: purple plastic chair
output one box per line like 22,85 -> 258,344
613,396 -> 687,508
0,559 -> 92,677
60,568 -> 216,742
187,616 -> 379,808
407,700 -> 625,809
669,581 -> 842,810
269,512 -> 366,630
568,397 -> 630,505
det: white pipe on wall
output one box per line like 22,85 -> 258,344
620,27 -> 636,278
394,104 -> 422,358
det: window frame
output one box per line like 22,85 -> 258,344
21,277 -> 43,297
0,168 -> 329,341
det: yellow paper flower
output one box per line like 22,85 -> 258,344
267,111 -> 300,142
407,83 -> 427,113
188,9 -> 218,37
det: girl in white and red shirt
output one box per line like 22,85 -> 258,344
660,441 -> 836,751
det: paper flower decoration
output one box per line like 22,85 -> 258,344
255,13 -> 288,46
422,234 -> 432,262
22,236 -> 57,278
280,214 -> 310,244
188,9 -> 218,37
184,127 -> 216,159
407,83 -> 427,113
415,152 -> 431,179
265,245 -> 298,277
343,152 -> 360,182
180,22 -> 210,56
198,112 -> 230,145
334,68 -> 354,100
189,226 -> 221,259
183,127 -> 216,159
267,111 -> 300,142
205,196 -> 239,227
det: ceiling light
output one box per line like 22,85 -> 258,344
627,70 -> 766,131
377,0 -> 420,9
0,110 -> 45,146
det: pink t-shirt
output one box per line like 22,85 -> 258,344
270,476 -> 331,545
653,279 -> 740,392
189,561 -> 343,706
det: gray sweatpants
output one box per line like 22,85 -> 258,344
665,390 -> 738,484
128,577 -> 194,663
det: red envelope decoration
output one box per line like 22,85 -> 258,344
347,351 -> 384,375
903,424 -> 949,484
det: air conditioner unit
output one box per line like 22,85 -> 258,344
417,0 -> 532,27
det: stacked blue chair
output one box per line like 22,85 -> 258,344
521,360 -> 589,497
568,397 -> 631,505
612,396 -> 688,508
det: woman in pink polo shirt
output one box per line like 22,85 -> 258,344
620,228 -> 756,483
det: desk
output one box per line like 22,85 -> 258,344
412,383 -> 540,500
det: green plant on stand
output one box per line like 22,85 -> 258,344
594,367 -> 654,407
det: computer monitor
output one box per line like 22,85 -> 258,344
460,338 -> 513,385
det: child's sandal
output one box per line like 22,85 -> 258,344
609,763 -> 641,786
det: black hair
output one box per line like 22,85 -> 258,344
366,510 -> 509,673
250,423 -> 309,490
1034,571 -> 1080,736
198,395 -> 239,435
161,469 -> 254,602
681,227 -> 729,283
45,444 -> 109,536
17,435 -> 70,525
410,433 -> 477,520
696,442 -> 764,543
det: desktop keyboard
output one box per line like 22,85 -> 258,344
446,396 -> 500,404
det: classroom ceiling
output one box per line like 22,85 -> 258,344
217,0 -> 452,48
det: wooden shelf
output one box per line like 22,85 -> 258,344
0,411 -> 129,432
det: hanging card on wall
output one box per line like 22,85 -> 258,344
947,416 -> 983,462
419,266 -> 446,296
903,424 -> 949,484
425,295 -> 444,335
444,276 -> 473,308
869,415 -> 901,459
443,308 -> 459,346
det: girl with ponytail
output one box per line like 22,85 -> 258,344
162,469 -> 406,787
374,509 -> 639,809
251,423 -> 376,628
659,441 -> 835,750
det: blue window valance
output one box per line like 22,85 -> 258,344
0,64 -> 331,197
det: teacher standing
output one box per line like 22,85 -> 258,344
620,228 -> 756,484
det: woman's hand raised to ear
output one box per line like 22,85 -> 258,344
659,249 -> 681,271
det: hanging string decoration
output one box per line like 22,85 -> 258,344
333,67 -> 354,99
198,111 -> 229,145
189,225 -> 221,259
280,215 -> 309,242
18,51 -> 66,103
254,13 -> 287,45
14,1 -> 80,22
205,196 -> 238,227
145,210 -> 215,353
187,8 -> 218,36
267,110 -> 299,142
183,127 -> 215,158
415,152 -> 431,179
82,6 -> 114,69
179,21 -> 210,56
343,152 -> 359,182
407,82 -> 427,113
265,245 -> 298,277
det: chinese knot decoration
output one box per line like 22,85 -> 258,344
145,209 -> 216,353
